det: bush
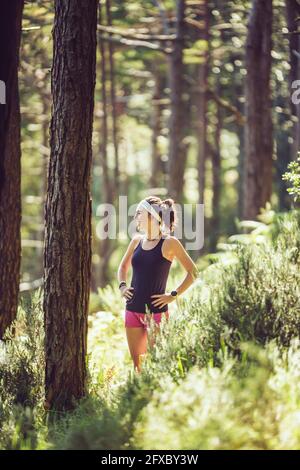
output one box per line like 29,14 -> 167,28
282,153 -> 300,202
214,210 -> 300,349
48,396 -> 125,450
132,340 -> 300,450
0,289 -> 46,449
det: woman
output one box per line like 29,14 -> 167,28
117,196 -> 198,373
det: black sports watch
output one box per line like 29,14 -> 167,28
170,290 -> 178,297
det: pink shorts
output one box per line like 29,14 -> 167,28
125,309 -> 169,329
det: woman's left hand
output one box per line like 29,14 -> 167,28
151,293 -> 176,309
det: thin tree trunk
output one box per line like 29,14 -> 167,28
196,0 -> 209,206
98,2 -> 113,288
0,1 -> 24,339
243,0 -> 273,220
275,93 -> 293,210
235,83 -> 245,220
286,0 -> 300,159
44,0 -> 98,411
40,94 -> 50,246
168,0 -> 186,203
150,71 -> 163,188
105,0 -> 119,197
210,97 -> 222,252
99,2 -> 110,204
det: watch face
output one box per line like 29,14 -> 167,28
171,291 -> 177,297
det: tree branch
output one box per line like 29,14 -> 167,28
97,24 -> 175,41
208,89 -> 245,125
98,32 -> 172,54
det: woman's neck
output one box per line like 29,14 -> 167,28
145,229 -> 162,241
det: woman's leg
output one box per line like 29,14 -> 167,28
125,327 -> 148,373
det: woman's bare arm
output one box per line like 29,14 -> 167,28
151,236 -> 199,309
117,234 -> 142,285
169,237 -> 199,296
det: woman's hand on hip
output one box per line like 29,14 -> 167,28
120,286 -> 134,300
151,293 -> 175,308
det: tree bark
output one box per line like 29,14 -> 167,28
243,0 -> 273,220
0,1 -> 24,339
43,0 -> 98,411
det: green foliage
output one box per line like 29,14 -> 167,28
0,290 -> 45,408
133,339 -> 300,450
0,290 -> 46,449
47,396 -> 125,450
42,209 -> 300,450
138,211 -> 300,389
8,0 -> 299,451
282,154 -> 300,202
1,211 -> 299,450
214,241 -> 300,349
96,284 -> 125,315
218,210 -> 300,349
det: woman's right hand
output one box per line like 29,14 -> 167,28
120,285 -> 134,300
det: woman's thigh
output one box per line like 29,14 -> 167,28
125,310 -> 169,355
125,327 -> 148,359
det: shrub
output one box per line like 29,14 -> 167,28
132,340 -> 300,450
282,154 -> 300,202
0,289 -> 46,449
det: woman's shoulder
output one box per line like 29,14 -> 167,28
161,235 -> 178,261
162,235 -> 178,245
162,235 -> 184,252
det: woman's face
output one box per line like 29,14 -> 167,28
134,207 -> 148,232
134,206 -> 157,233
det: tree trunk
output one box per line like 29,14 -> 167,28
0,1 -> 24,339
105,0 -> 119,198
150,70 -> 164,188
275,93 -> 293,210
210,96 -> 222,252
99,2 -> 110,204
286,0 -> 300,160
43,0 -> 98,411
196,0 -> 209,207
98,2 -> 114,289
243,0 -> 273,220
235,83 -> 245,220
168,0 -> 186,203
40,94 -> 51,257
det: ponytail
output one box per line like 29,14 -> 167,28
160,198 -> 177,233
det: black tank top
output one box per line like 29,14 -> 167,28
126,236 -> 172,314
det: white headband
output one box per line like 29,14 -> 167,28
137,199 -> 161,222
